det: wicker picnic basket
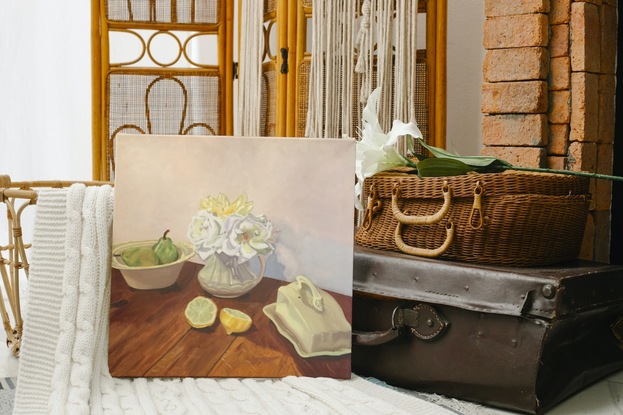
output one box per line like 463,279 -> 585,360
355,169 -> 591,266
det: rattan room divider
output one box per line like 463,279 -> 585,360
91,0 -> 235,181
92,0 -> 446,180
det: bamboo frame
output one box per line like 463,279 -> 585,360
275,0 -> 290,137
263,5 -> 283,137
425,0 -> 447,149
91,0 -> 103,181
432,0 -> 447,149
294,1 -> 312,138
224,2 -> 235,135
0,175 -> 112,356
285,0 -> 300,137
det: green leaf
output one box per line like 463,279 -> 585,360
417,157 -> 473,178
416,138 -> 512,169
412,137 -> 623,182
471,159 -> 512,173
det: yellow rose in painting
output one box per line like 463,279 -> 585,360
199,193 -> 254,220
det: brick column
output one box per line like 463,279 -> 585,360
480,0 -> 618,263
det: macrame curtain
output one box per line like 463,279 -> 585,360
237,0 -> 264,137
305,0 -> 420,146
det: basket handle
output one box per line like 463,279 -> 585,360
391,181 -> 452,225
395,220 -> 455,258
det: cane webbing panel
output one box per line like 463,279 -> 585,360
264,0 -> 276,15
413,53 -> 429,143
105,70 -> 221,176
105,0 -> 220,25
297,59 -> 310,138
261,61 -> 277,137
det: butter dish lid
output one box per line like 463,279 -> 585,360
264,275 -> 351,357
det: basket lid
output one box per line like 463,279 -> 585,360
366,170 -> 590,199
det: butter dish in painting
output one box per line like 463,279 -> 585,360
263,275 -> 351,358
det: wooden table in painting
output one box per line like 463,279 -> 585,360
108,262 -> 352,379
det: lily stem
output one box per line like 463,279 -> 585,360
506,165 -> 623,182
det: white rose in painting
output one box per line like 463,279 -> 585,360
186,210 -> 226,260
222,213 -> 276,264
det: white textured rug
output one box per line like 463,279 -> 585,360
12,184 -> 461,415
0,377 -> 15,415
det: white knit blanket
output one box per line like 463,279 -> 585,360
12,185 -> 456,415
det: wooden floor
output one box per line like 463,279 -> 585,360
108,262 -> 352,379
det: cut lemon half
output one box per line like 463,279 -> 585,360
184,296 -> 217,329
220,308 -> 252,335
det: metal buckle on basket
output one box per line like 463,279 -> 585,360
362,184 -> 382,230
468,181 -> 484,230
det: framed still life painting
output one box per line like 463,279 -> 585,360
109,134 -> 355,379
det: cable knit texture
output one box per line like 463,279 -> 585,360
13,185 -> 452,415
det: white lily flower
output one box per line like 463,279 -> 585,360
355,87 -> 424,210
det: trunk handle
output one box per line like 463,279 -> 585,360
353,303 -> 449,346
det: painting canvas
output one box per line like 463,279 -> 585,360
109,134 -> 355,379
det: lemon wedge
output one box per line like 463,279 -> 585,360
220,308 -> 252,335
184,296 -> 217,329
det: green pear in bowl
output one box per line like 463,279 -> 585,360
152,229 -> 179,264
121,245 -> 160,267
120,229 -> 178,267
112,231 -> 195,290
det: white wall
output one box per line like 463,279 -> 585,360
0,1 -> 93,255
447,0 -> 485,157
0,1 -> 93,183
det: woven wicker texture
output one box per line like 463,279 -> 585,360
297,59 -> 311,137
0,177 -> 112,356
261,61 -> 277,137
355,170 -> 590,266
413,54 -> 429,143
264,0 -> 276,15
106,70 -> 220,175
106,0 -> 220,25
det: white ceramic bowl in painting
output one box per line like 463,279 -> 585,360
111,240 -> 195,290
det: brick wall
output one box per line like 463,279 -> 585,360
481,0 -> 618,263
